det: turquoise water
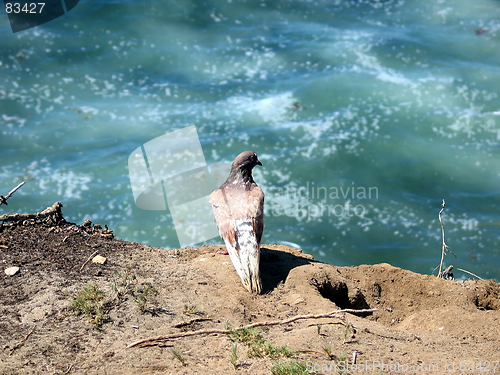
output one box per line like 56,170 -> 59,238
1,0 -> 500,279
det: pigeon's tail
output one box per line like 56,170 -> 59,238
228,219 -> 262,294
240,245 -> 262,294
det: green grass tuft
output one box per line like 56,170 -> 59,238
133,283 -> 157,312
323,345 -> 333,359
316,324 -> 322,335
336,352 -> 347,375
270,360 -> 310,375
69,283 -> 110,330
111,269 -> 158,313
171,347 -> 186,366
182,304 -> 200,315
249,341 -> 295,358
227,326 -> 263,344
230,343 -> 238,370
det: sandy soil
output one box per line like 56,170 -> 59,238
1,213 -> 499,374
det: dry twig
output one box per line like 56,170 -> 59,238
171,318 -> 213,328
438,199 -> 448,277
437,199 -> 456,278
80,250 -> 99,272
0,181 -> 25,206
457,268 -> 484,280
9,325 -> 35,356
296,349 -> 328,356
128,308 -> 377,349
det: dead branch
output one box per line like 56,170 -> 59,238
437,199 -> 456,278
171,318 -> 213,328
80,250 -> 99,272
0,201 -> 63,224
0,181 -> 25,206
457,268 -> 484,280
9,325 -> 35,356
242,308 -> 375,329
128,328 -> 229,348
127,308 -> 378,349
438,200 -> 448,277
440,264 -> 454,280
296,349 -> 328,356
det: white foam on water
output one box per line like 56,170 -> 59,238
15,160 -> 93,201
220,92 -> 298,124
354,50 -> 415,87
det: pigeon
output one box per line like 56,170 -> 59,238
210,151 -> 264,294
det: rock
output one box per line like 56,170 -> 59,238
5,266 -> 20,276
92,255 -> 107,264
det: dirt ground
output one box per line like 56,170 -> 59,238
1,207 -> 499,374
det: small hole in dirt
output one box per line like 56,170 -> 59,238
315,279 -> 371,312
473,292 -> 499,311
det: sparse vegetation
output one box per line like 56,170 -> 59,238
249,341 -> 296,358
270,360 -> 310,375
323,345 -> 333,359
230,343 -> 238,370
59,289 -> 71,297
183,304 -> 200,315
226,325 -> 263,344
335,352 -> 347,375
69,283 -> 110,330
111,267 -> 158,313
133,283 -> 157,312
316,324 -> 322,335
171,347 -> 186,366
342,321 -> 350,344
226,325 -> 295,360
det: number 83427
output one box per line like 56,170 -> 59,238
6,3 -> 45,14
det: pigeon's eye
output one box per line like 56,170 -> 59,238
249,155 -> 254,161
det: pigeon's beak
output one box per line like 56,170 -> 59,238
257,160 -> 262,166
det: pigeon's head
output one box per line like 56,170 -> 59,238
233,151 -> 262,170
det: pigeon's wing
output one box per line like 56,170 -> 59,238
246,186 -> 264,247
211,186 -> 263,241
209,188 -> 236,249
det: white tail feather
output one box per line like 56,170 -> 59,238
224,219 -> 262,294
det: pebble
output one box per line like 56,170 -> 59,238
5,266 -> 20,276
92,255 -> 107,264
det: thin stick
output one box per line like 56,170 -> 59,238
0,181 -> 25,206
438,199 -> 447,277
437,200 -> 457,278
171,318 -> 213,328
80,250 -> 99,272
297,349 -> 327,356
127,308 -> 378,348
457,268 -> 484,280
9,325 -> 35,356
